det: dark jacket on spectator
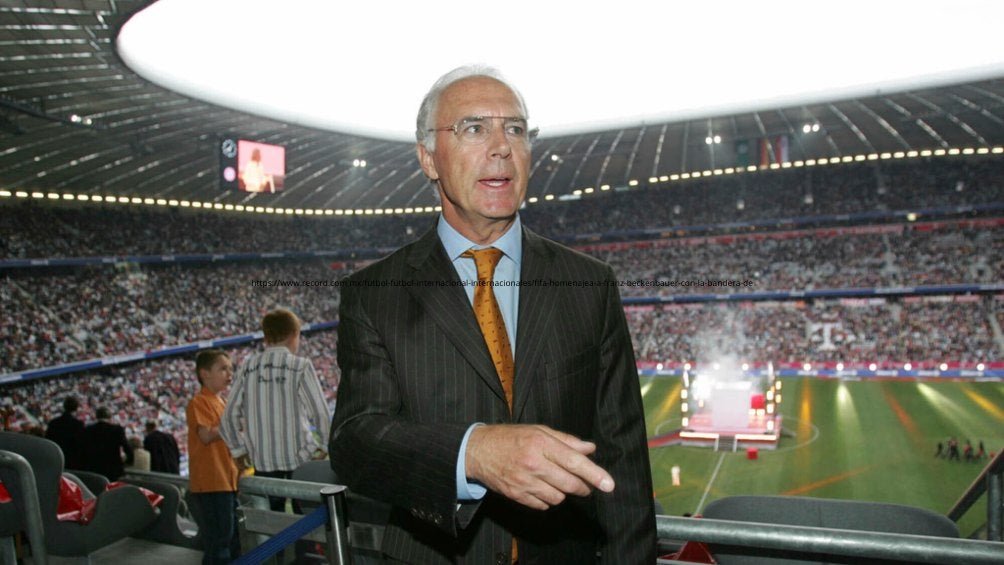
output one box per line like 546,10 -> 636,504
144,429 -> 181,474
45,412 -> 85,470
81,418 -> 133,480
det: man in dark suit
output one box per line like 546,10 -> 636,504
45,395 -> 84,470
329,66 -> 656,564
81,406 -> 133,481
144,420 -> 180,474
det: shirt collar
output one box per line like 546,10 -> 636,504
199,386 -> 223,401
437,215 -> 523,267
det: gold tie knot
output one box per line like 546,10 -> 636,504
462,247 -> 504,282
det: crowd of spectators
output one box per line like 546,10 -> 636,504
626,296 -> 998,367
2,156 -> 1002,469
0,330 -> 339,475
2,219 -> 999,374
2,260 -> 350,373
594,222 -> 1003,296
2,156 -> 1002,260
0,203 -> 424,259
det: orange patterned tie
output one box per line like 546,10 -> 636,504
462,247 -> 518,562
462,248 -> 515,410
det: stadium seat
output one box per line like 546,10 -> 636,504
701,494 -> 959,564
0,431 -> 158,558
0,449 -> 46,565
122,476 -> 201,549
64,468 -> 109,494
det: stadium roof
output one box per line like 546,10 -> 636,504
2,1 -> 1004,214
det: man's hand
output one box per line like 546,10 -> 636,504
465,424 -> 615,511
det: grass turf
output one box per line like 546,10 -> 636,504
642,375 -> 1004,537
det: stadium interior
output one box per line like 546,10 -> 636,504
1,1 -> 1003,563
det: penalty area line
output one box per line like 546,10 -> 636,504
695,452 -> 726,515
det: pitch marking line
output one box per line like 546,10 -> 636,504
695,452 -> 727,515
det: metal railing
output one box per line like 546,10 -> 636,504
948,448 -> 1004,540
236,475 -> 352,565
657,514 -> 1004,564
121,469 -> 192,489
122,462 -> 1004,563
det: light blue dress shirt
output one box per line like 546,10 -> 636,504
437,215 -> 522,501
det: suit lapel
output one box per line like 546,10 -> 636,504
513,227 -> 556,420
404,227 -> 508,404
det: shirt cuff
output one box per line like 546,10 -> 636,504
456,423 -> 487,501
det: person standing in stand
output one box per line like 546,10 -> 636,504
187,349 -> 241,564
328,65 -> 656,564
45,395 -> 85,470
144,419 -> 181,474
81,406 -> 133,481
221,308 -> 331,563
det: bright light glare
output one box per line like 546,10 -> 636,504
116,0 -> 1004,141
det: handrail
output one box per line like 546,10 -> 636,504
657,514 -> 1004,564
237,475 -> 351,565
0,449 -> 47,565
121,469 -> 191,490
947,448 -> 1004,540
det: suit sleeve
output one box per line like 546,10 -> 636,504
329,283 -> 473,536
593,265 -> 657,563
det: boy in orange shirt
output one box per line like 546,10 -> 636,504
187,349 -> 241,564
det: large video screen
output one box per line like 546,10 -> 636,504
219,136 -> 286,192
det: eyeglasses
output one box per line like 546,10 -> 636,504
428,116 -> 539,145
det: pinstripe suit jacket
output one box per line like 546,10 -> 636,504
329,224 -> 656,564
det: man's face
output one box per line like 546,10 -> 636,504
200,356 -> 233,394
418,76 -> 531,239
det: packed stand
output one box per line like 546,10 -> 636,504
3,221 -> 1002,373
625,296 -> 999,367
0,330 -> 339,475
2,157 -> 1003,260
2,260 -> 350,373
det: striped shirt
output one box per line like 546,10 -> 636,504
221,346 -> 332,472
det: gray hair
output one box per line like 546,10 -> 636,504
415,65 -> 529,152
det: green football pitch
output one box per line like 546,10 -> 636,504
642,376 -> 1004,537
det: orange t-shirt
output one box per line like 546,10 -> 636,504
187,387 -> 238,493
